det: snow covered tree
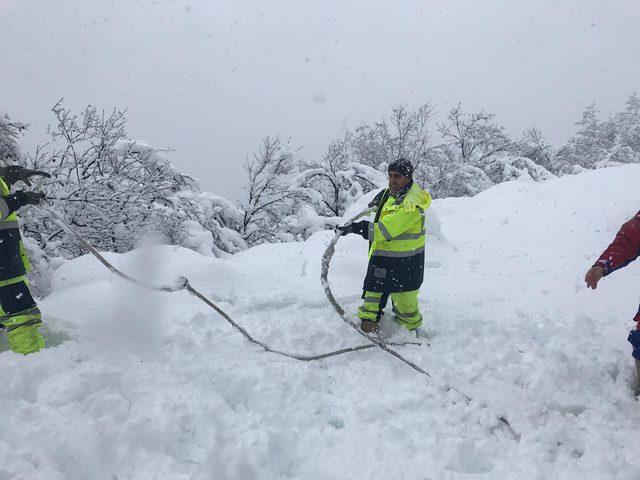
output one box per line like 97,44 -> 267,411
608,92 -> 640,164
19,101 -> 244,265
512,128 -> 555,172
291,140 -> 385,218
414,104 -> 512,197
416,105 -> 555,197
238,135 -> 301,246
555,94 -> 640,172
343,103 -> 434,170
437,104 -> 513,167
415,146 -> 460,197
482,155 -> 555,184
555,103 -> 616,171
416,145 -> 494,198
0,112 -> 27,165
164,191 -> 247,256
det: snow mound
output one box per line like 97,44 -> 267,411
2,165 -> 640,479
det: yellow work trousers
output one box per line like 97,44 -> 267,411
357,290 -> 422,330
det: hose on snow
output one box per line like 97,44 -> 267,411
42,207 -> 416,362
43,204 -> 519,439
321,208 -> 429,374
321,207 -> 520,440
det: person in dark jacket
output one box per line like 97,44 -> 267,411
338,159 -> 431,334
0,165 -> 48,354
585,211 -> 640,392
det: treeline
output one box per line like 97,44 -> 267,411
2,93 -> 640,286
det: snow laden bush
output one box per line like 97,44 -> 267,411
511,127 -> 556,172
228,136 -> 383,244
484,156 -> 555,184
19,102 -> 246,270
8,92 -> 640,283
226,136 -> 387,245
280,103 -> 435,234
415,104 -> 554,197
342,103 -> 434,170
0,112 -> 61,293
234,135 -> 302,245
437,104 -> 513,166
555,93 -> 640,172
327,103 -> 558,199
282,168 -> 385,240
0,112 -> 27,165
291,141 -> 385,222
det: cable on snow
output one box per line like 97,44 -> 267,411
321,206 -> 520,440
43,207 -> 417,363
43,204 -> 519,440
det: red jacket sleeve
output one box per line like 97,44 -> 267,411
595,211 -> 640,276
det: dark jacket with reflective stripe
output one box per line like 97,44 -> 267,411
363,182 -> 432,292
0,178 -> 30,281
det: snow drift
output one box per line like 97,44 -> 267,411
1,165 -> 640,479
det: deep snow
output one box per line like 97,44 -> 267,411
1,165 -> 640,479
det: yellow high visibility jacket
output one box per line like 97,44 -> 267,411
363,182 -> 431,292
0,177 -> 31,281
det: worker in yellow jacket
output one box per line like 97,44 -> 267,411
338,159 -> 431,334
0,165 -> 48,354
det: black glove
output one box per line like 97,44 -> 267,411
336,220 -> 369,240
4,191 -> 46,212
0,166 -> 51,187
336,224 -> 353,236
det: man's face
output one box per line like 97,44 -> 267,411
388,171 -> 410,194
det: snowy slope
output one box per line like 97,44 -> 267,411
2,165 -> 640,480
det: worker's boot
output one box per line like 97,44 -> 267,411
361,320 -> 380,334
414,326 -> 430,341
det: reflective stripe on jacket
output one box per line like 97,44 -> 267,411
363,182 -> 431,293
0,177 -> 30,281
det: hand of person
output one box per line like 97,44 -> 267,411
0,166 -> 51,187
350,220 -> 369,239
585,265 -> 604,289
336,220 -> 369,239
11,190 -> 46,207
335,224 -> 354,236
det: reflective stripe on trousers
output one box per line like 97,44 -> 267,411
0,277 -> 45,354
1,306 -> 42,331
357,289 -> 422,329
358,291 -> 386,321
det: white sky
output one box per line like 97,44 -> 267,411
1,0 -> 639,200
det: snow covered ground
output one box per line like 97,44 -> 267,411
2,165 -> 640,480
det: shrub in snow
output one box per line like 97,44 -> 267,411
437,104 -> 513,166
555,103 -> 615,171
7,90 -> 640,287
340,103 -> 434,170
13,102 -> 245,279
483,155 -> 555,184
235,135 -> 303,246
0,112 -> 27,165
416,104 -> 531,197
292,142 -> 386,217
446,164 -> 495,197
555,94 -> 640,172
511,127 -> 556,172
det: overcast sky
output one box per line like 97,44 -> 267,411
2,0 -> 639,200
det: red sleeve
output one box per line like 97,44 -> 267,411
595,211 -> 640,276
